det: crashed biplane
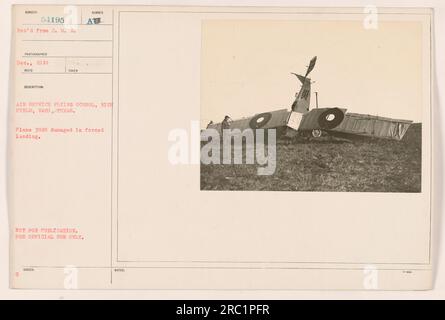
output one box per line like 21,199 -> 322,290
205,56 -> 413,141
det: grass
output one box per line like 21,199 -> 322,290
200,123 -> 422,192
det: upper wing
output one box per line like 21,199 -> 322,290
331,113 -> 413,140
206,109 -> 292,132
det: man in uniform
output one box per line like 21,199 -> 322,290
221,115 -> 232,134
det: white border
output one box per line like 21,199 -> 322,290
0,0 -> 443,299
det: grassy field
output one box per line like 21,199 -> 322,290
200,123 -> 422,192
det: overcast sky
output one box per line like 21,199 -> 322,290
201,20 -> 424,127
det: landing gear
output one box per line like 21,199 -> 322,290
311,129 -> 323,138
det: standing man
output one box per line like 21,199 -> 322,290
221,115 -> 232,134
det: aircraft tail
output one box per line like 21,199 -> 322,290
291,56 -> 317,113
291,74 -> 311,113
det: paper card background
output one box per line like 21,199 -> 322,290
1,0 -> 444,298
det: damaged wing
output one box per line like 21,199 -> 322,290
331,113 -> 413,140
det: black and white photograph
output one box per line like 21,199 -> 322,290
2,2 -> 441,296
200,19 -> 424,192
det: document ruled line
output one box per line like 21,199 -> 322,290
22,23 -> 113,26
22,56 -> 112,58
22,39 -> 112,42
21,72 -> 112,75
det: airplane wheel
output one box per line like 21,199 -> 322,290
311,129 -> 322,138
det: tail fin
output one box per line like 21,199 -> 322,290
291,56 -> 317,113
291,74 -> 311,113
